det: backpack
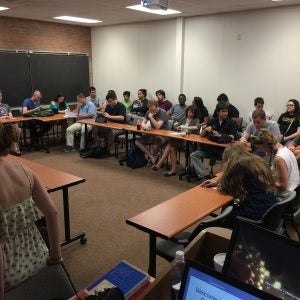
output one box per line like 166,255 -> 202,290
81,144 -> 108,158
126,145 -> 147,169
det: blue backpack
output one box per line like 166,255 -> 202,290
126,146 -> 147,169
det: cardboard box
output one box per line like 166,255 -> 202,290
139,227 -> 231,300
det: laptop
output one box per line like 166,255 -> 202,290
178,260 -> 279,300
11,109 -> 22,117
223,218 -> 300,300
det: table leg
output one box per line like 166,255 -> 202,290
178,140 -> 191,181
60,187 -> 87,247
148,234 -> 157,277
118,130 -> 129,165
84,123 -> 88,150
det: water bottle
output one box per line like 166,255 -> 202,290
170,250 -> 185,300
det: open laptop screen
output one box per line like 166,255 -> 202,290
223,218 -> 300,300
179,260 -> 278,300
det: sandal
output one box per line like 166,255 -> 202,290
152,165 -> 160,172
164,172 -> 177,177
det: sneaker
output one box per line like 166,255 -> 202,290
63,146 -> 76,152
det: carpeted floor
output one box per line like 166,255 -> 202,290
22,145 -> 213,290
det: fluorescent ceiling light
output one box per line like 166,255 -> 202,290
0,6 -> 9,11
127,5 -> 181,15
54,16 -> 102,24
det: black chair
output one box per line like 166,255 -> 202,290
283,186 -> 300,240
239,190 -> 296,234
156,206 -> 234,262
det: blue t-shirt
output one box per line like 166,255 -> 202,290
22,98 -> 40,110
79,101 -> 96,116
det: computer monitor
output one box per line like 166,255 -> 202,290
178,260 -> 278,300
223,218 -> 300,300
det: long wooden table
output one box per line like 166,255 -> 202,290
126,186 -> 232,277
6,155 -> 87,246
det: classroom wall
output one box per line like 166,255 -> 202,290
91,19 -> 179,102
91,5 -> 300,121
0,16 -> 92,91
0,16 -> 91,55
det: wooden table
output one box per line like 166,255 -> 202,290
6,155 -> 87,246
126,186 -> 232,277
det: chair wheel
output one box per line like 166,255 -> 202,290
80,237 -> 87,245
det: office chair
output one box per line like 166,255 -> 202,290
238,190 -> 296,235
283,186 -> 300,240
156,206 -> 234,262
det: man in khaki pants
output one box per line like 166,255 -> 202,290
63,93 -> 96,152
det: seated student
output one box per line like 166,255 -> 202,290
22,90 -> 52,145
92,90 -> 126,154
152,105 -> 199,176
50,93 -> 69,113
130,89 -> 148,117
0,123 -> 61,298
167,94 -> 187,123
63,93 -> 96,152
155,89 -> 172,112
240,109 -> 281,151
50,93 -> 69,142
201,142 -> 277,228
278,99 -> 300,145
251,128 -> 300,192
87,86 -> 100,108
190,101 -> 238,181
287,136 -> 300,160
246,97 -> 272,125
192,96 -> 209,125
212,93 -> 239,123
0,90 -> 21,155
122,91 -> 132,113
135,99 -> 169,165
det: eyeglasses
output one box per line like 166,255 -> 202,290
287,104 -> 295,107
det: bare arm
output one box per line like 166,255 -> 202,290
22,105 -> 42,115
147,112 -> 164,129
31,173 -> 61,260
274,156 -> 289,191
284,127 -> 300,142
103,112 -> 124,122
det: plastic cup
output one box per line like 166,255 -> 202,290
213,253 -> 226,272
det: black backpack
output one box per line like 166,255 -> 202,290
81,144 -> 108,158
126,145 -> 147,169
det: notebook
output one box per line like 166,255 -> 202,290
178,260 -> 279,300
78,261 -> 150,300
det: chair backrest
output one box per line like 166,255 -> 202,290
262,190 -> 296,231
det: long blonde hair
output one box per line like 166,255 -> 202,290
218,142 -> 275,200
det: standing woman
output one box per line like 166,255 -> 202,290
152,105 -> 199,176
278,99 -> 300,145
0,123 -> 61,298
192,96 -> 209,125
50,93 -> 69,141
251,128 -> 299,192
201,142 -> 277,227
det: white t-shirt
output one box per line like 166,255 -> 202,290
276,146 -> 299,191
